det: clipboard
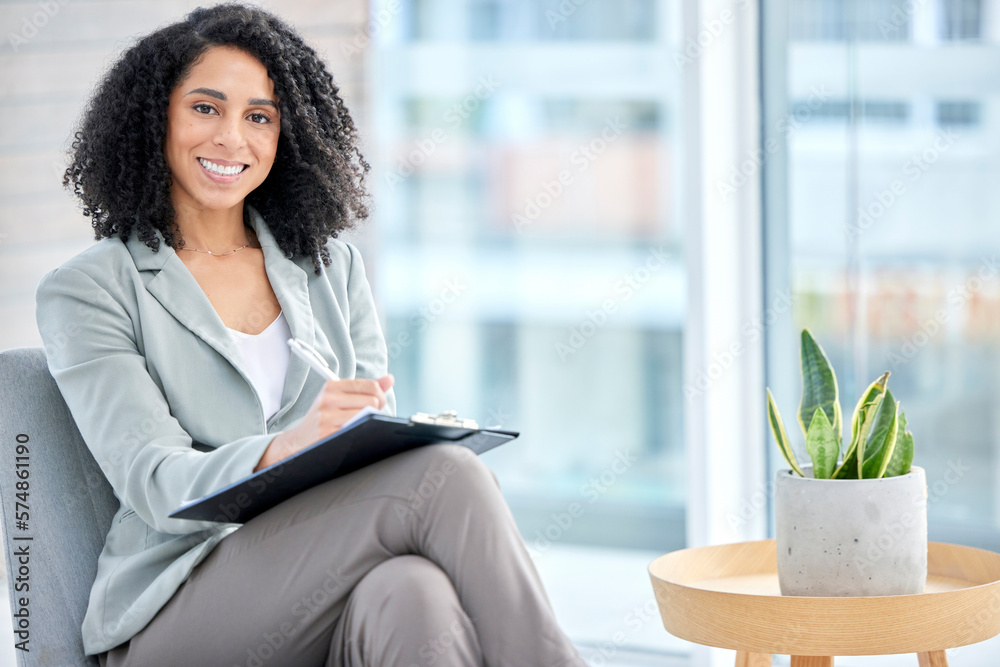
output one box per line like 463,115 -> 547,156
169,411 -> 518,524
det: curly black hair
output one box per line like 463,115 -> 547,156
63,3 -> 370,273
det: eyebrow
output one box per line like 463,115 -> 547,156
184,87 -> 278,109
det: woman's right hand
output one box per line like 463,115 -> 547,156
253,374 -> 394,472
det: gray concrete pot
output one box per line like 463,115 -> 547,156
775,465 -> 927,596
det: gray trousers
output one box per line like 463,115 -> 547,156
98,444 -> 584,667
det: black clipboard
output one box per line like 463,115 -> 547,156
168,413 -> 518,524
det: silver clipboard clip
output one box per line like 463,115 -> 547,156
409,410 -> 479,430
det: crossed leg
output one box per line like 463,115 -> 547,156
100,444 -> 584,667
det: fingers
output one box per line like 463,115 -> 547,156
291,375 -> 396,452
321,392 -> 383,411
318,377 -> 390,410
329,378 -> 385,394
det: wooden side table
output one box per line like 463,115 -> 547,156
648,540 -> 1000,666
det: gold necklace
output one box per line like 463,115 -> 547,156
177,226 -> 256,256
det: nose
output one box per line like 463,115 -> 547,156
213,114 -> 246,151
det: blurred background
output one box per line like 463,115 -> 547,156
0,0 -> 998,665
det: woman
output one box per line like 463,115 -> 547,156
35,4 -> 584,666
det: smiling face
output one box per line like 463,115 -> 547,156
163,45 -> 281,217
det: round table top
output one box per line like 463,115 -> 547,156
648,539 -> 1000,656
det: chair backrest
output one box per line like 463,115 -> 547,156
0,347 -> 118,667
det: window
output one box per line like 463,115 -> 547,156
371,0 -> 686,558
790,0 -> 913,41
369,4 -> 698,657
403,0 -> 659,41
940,0 -> 984,40
765,0 -> 1000,551
936,100 -> 981,127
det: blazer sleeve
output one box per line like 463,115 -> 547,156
341,241 -> 397,417
35,266 -> 277,535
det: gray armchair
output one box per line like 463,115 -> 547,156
0,347 -> 117,667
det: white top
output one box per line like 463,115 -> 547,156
225,311 -> 291,421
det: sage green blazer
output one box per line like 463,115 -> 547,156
34,205 -> 395,656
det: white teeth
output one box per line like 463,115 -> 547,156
198,158 -> 245,176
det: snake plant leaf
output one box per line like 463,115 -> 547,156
833,377 -> 888,479
805,407 -> 839,479
833,399 -> 843,445
848,372 -> 890,452
861,394 -> 900,479
853,390 -> 887,479
767,388 -> 804,476
798,329 -> 842,442
834,372 -> 890,479
883,408 -> 914,477
835,447 -> 860,479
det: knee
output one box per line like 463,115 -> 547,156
390,445 -> 506,528
344,556 -> 481,665
354,555 -> 453,611
415,443 -> 501,493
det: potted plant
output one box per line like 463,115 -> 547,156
767,329 -> 926,596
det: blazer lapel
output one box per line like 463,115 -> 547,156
245,206 -> 323,425
125,206 -> 322,427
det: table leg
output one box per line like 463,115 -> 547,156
790,658 -> 834,667
735,652 -> 772,667
918,651 -> 948,667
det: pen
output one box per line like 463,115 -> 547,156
287,338 -> 339,382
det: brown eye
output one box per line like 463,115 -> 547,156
193,103 -> 218,115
